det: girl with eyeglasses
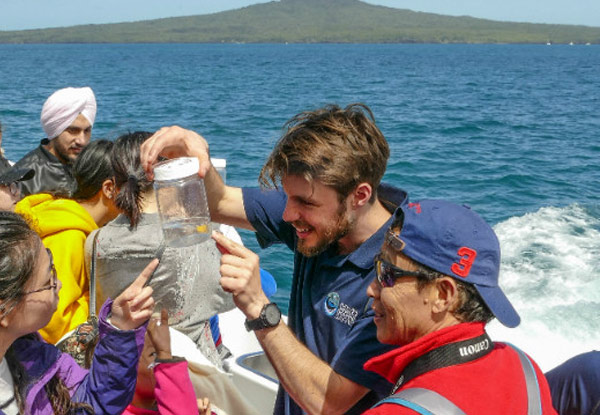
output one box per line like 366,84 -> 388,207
0,211 -> 158,415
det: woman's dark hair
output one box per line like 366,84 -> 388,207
0,211 -> 39,326
71,139 -> 115,201
112,131 -> 154,229
0,211 -> 92,414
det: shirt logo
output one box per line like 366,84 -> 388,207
324,292 -> 340,316
335,303 -> 359,326
324,292 -> 358,326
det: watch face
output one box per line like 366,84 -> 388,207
264,304 -> 281,326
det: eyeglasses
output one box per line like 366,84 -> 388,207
2,182 -> 19,197
23,248 -> 58,295
0,249 -> 58,320
374,254 -> 427,287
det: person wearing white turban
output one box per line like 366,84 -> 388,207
11,87 -> 97,197
41,87 -> 96,140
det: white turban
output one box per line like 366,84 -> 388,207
40,87 -> 97,139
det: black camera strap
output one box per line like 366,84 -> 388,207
392,332 -> 494,393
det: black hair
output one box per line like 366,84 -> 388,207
0,211 -> 39,322
112,131 -> 154,228
71,139 -> 114,201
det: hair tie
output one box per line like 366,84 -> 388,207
127,175 -> 140,191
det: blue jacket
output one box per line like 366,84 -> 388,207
1,299 -> 146,415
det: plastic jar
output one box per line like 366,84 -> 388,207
153,157 -> 211,247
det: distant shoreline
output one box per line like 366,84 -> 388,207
1,0 -> 599,45
1,41 -> 598,45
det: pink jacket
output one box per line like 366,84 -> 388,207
123,360 -> 198,415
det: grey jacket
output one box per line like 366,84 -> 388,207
85,213 -> 235,365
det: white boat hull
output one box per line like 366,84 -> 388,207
219,308 -> 280,414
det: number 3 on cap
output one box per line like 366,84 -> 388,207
451,247 -> 477,278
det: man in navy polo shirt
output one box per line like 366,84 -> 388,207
141,104 -> 408,415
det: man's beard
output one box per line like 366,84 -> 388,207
53,142 -> 77,165
296,203 -> 354,257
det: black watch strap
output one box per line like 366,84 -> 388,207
245,303 -> 281,331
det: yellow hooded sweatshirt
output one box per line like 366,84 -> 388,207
16,193 -> 98,344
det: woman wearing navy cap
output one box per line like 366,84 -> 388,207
362,200 -> 557,414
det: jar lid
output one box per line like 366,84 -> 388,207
154,157 -> 200,181
211,158 -> 226,169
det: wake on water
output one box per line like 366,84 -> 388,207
486,203 -> 600,372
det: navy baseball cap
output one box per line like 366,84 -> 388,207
392,200 -> 520,328
0,168 -> 34,186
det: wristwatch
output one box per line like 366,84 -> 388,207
245,303 -> 281,331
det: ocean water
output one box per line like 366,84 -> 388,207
1,43 -> 598,370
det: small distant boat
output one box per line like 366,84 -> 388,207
546,42 -> 552,46
569,42 -> 574,45
586,42 -> 591,46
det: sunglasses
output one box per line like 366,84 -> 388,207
23,248 -> 59,295
374,253 -> 427,287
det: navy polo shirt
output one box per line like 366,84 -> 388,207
546,351 -> 600,415
242,184 -> 408,415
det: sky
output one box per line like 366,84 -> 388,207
1,0 -> 599,31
